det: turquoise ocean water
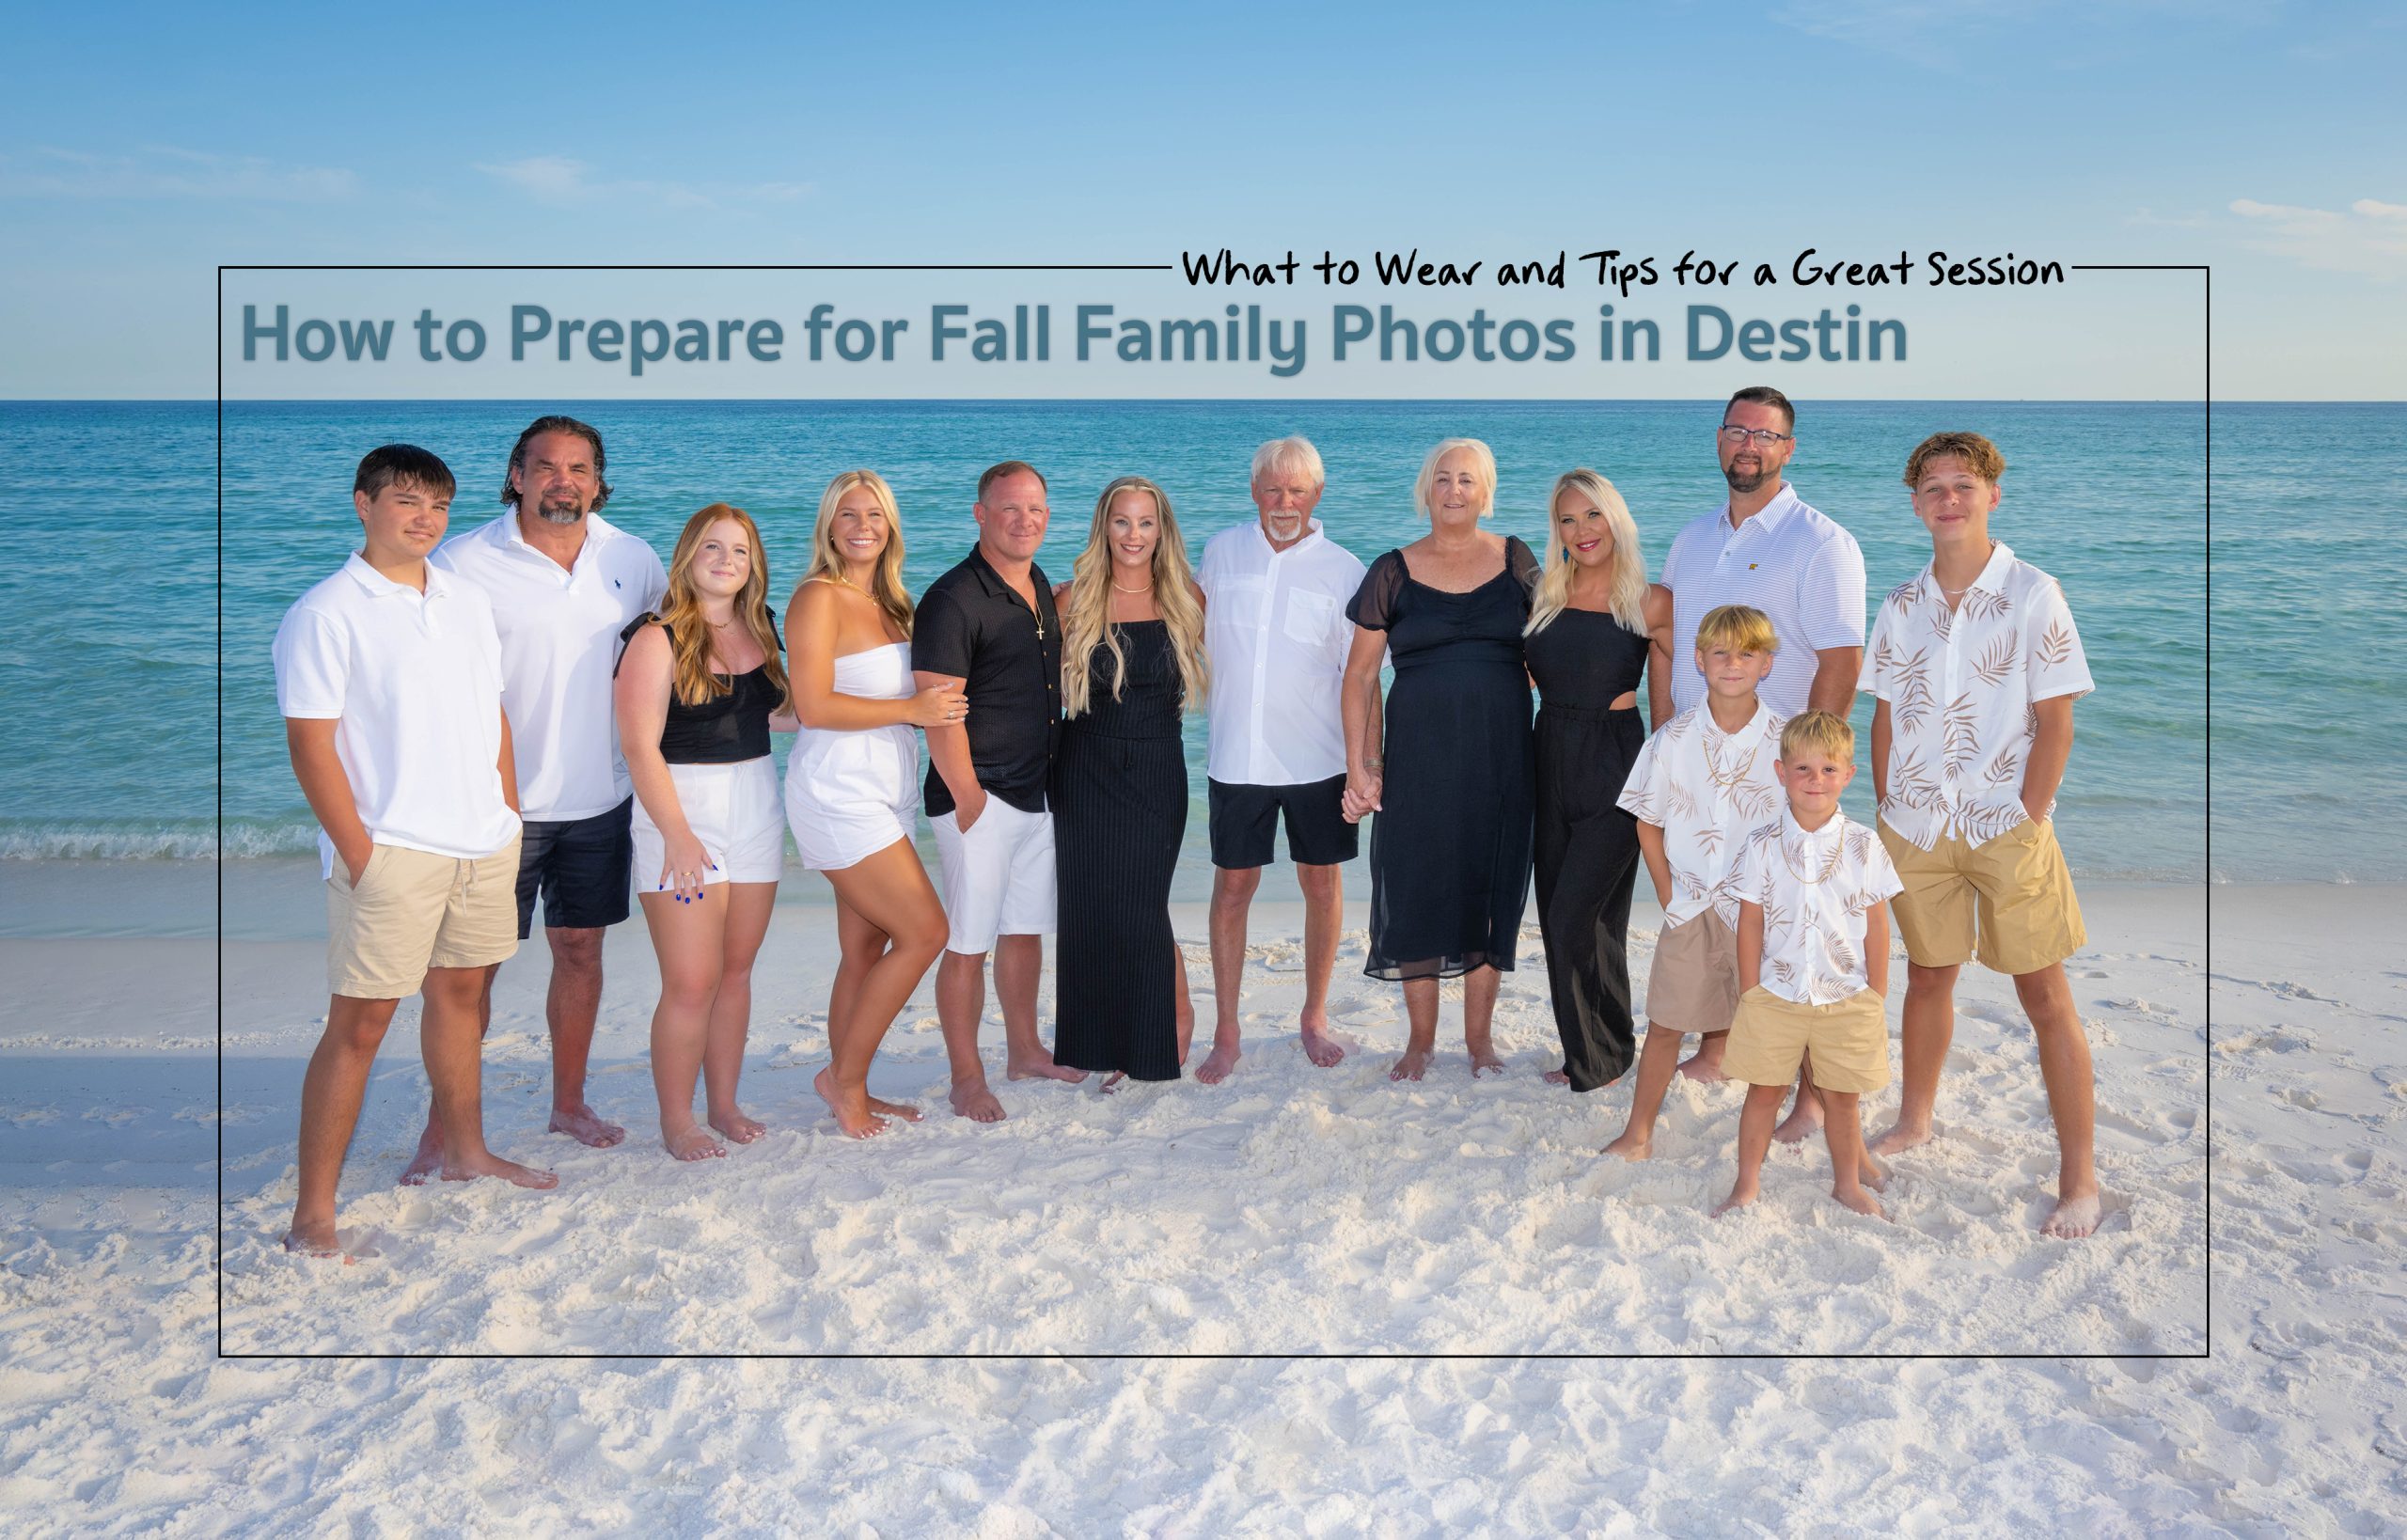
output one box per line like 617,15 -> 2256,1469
2,398 -> 2361,887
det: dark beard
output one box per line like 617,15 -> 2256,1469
1723,463 -> 1769,495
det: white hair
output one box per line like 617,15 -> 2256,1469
1250,435 -> 1325,490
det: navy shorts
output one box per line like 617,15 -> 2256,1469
514,796 -> 635,937
1207,775 -> 1358,870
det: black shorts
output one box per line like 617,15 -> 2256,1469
514,796 -> 635,937
1207,775 -> 1359,870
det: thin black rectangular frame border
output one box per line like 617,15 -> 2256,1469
214,260 -> 2212,1362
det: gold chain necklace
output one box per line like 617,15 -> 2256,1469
1779,825 -> 1847,886
1701,726 -> 1757,791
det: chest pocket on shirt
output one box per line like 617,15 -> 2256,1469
1283,589 -> 1341,655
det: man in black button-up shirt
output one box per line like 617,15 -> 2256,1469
913,461 -> 1085,1121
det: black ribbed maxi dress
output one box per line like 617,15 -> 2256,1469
1051,620 -> 1188,1080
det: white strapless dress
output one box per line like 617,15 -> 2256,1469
783,643 -> 920,871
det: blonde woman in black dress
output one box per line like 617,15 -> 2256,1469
1051,477 -> 1209,1086
1340,439 -> 1539,1081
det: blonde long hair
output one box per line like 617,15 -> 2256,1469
1527,469 -> 1649,636
1060,476 -> 1208,717
798,469 -> 914,637
655,503 -> 790,707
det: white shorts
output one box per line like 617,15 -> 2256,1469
933,797 -> 1056,953
632,757 -> 787,888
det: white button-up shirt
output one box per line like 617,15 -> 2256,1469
1197,518 -> 1367,786
1661,484 -> 1866,717
433,511 -> 667,823
1860,541 -> 2095,851
273,555 -> 522,880
1615,701 -> 1788,928
1726,809 -> 1903,1005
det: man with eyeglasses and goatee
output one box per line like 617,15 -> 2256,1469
1654,385 -> 1866,1133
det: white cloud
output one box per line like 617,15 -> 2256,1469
2229,196 -> 2407,278
473,155 -> 809,211
0,146 -> 355,200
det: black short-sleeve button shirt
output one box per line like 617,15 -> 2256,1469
912,544 -> 1062,816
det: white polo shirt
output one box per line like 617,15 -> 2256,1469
1660,484 -> 1866,717
273,555 -> 522,880
433,511 -> 667,823
1861,540 -> 2095,851
1725,809 -> 1903,1005
1197,517 -> 1367,786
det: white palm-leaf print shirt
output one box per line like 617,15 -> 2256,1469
1727,810 -> 1903,1005
1616,701 -> 1787,928
1860,541 -> 2095,851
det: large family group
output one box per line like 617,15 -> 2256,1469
272,385 -> 2106,1261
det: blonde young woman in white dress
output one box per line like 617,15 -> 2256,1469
784,470 -> 968,1138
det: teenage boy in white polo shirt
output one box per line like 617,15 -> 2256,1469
1714,711 -> 1904,1222
1194,435 -> 1370,1079
274,445 -> 555,1259
1659,385 -> 1868,1145
1862,432 -> 2102,1239
412,416 -> 668,1177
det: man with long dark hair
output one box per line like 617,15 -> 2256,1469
407,416 -> 667,1178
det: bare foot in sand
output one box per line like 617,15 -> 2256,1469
1675,1052 -> 1731,1084
1470,1047 -> 1507,1078
814,1067 -> 893,1139
1298,1016 -> 1345,1068
708,1107 -> 767,1144
549,1103 -> 625,1148
442,1150 -> 559,1187
1712,1181 -> 1759,1218
281,1222 -> 351,1261
2041,1189 -> 2102,1238
866,1095 -> 922,1123
1861,1151 -> 1891,1192
663,1125 -> 727,1161
1100,1072 -> 1126,1094
1600,1129 -> 1652,1161
1832,1183 -> 1887,1219
1772,1100 -> 1824,1144
1196,1040 -> 1242,1084
1389,1048 -> 1434,1082
950,1081 -> 1006,1123
1868,1121 -> 1931,1157
1006,1050 -> 1088,1085
1544,1067 -> 1570,1085
398,1124 -> 444,1186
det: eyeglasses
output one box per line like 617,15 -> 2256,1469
1719,425 -> 1793,447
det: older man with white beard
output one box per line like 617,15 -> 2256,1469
1193,436 -> 1372,1080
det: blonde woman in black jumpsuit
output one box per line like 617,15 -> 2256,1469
1522,470 -> 1675,1092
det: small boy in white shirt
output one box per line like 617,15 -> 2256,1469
1714,711 -> 1905,1219
1603,604 -> 1786,1160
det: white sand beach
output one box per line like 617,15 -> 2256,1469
1,872 -> 2398,1532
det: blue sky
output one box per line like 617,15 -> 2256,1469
3,1 -> 2399,398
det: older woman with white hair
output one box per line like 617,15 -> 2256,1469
1340,438 -> 1540,1081
1524,469 -> 1674,1092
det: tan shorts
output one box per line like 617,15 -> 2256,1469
1723,985 -> 1891,1094
1880,816 -> 2085,977
327,839 -> 522,999
1644,908 -> 1742,1034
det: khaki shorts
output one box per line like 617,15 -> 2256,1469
327,839 -> 522,999
1880,816 -> 2084,977
1723,984 -> 1891,1094
1644,908 -> 1741,1034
